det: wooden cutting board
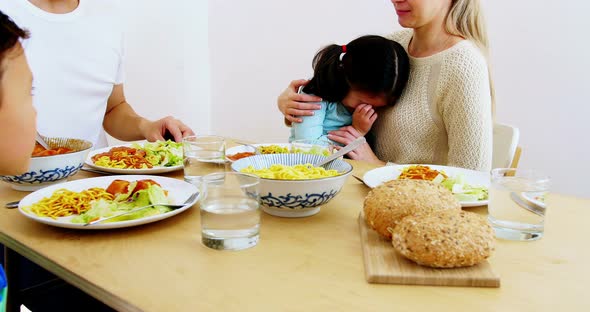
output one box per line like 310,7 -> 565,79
358,213 -> 500,287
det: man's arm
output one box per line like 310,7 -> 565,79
103,84 -> 194,142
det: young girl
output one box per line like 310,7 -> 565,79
289,35 -> 409,143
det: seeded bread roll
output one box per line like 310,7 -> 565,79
391,209 -> 495,268
363,179 -> 461,238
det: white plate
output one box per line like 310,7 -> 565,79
225,143 -> 291,162
18,175 -> 199,230
362,164 -> 490,207
521,192 -> 547,209
85,144 -> 183,174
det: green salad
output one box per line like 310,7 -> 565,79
437,174 -> 489,201
71,184 -> 171,224
131,140 -> 183,167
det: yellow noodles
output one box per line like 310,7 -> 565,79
257,145 -> 290,154
23,188 -> 114,219
240,163 -> 340,180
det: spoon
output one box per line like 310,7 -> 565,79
315,136 -> 366,167
36,132 -> 51,150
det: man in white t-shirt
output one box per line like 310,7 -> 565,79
0,0 -> 193,310
0,0 -> 194,149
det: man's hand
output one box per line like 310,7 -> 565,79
351,104 -> 377,136
139,116 -> 195,142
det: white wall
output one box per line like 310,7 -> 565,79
112,0 -> 210,145
121,0 -> 590,198
483,0 -> 590,198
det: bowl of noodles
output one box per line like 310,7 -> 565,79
1,136 -> 93,191
230,153 -> 352,217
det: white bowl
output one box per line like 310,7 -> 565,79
1,137 -> 93,191
231,154 -> 352,217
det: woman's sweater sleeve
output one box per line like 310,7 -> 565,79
439,51 -> 493,171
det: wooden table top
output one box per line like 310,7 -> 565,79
1,159 -> 589,311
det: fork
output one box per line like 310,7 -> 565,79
84,192 -> 199,226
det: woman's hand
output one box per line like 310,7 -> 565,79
328,126 -> 385,165
277,79 -> 322,124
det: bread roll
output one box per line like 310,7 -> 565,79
391,209 -> 495,268
363,179 -> 460,238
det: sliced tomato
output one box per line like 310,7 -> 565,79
106,179 -> 131,196
131,179 -> 161,194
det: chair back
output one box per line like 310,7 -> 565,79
492,123 -> 520,169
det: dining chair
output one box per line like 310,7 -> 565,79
492,123 -> 520,169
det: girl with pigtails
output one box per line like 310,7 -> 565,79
289,35 -> 409,144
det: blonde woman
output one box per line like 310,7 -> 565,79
278,0 -> 493,171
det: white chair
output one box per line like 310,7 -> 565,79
492,123 -> 521,169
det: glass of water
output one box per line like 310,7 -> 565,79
200,172 -> 261,250
488,168 -> 550,241
291,139 -> 335,156
182,135 -> 226,185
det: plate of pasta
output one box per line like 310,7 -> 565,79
18,175 -> 199,229
85,141 -> 183,174
362,164 -> 490,207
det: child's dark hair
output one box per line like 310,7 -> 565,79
0,10 -> 29,80
0,10 -> 29,107
303,35 -> 409,104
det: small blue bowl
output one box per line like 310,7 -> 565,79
231,153 -> 352,217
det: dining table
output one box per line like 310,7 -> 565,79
1,149 -> 589,311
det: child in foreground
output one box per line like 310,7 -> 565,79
0,10 -> 36,175
289,35 -> 409,144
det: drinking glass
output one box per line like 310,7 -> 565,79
488,168 -> 550,241
291,139 -> 335,156
182,135 -> 226,185
200,172 -> 261,250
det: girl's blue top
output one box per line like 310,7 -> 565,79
289,100 -> 352,143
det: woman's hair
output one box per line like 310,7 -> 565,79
444,0 -> 495,114
303,35 -> 410,104
0,10 -> 28,107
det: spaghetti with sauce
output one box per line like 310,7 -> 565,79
92,147 -> 153,169
398,165 -> 447,181
31,143 -> 74,157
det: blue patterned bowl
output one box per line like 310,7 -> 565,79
231,153 -> 352,217
1,137 -> 93,191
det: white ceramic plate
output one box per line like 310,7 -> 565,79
85,144 -> 183,174
521,192 -> 547,209
18,175 -> 199,230
362,164 -> 490,207
225,143 -> 291,162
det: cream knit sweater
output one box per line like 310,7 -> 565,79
373,30 -> 492,171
